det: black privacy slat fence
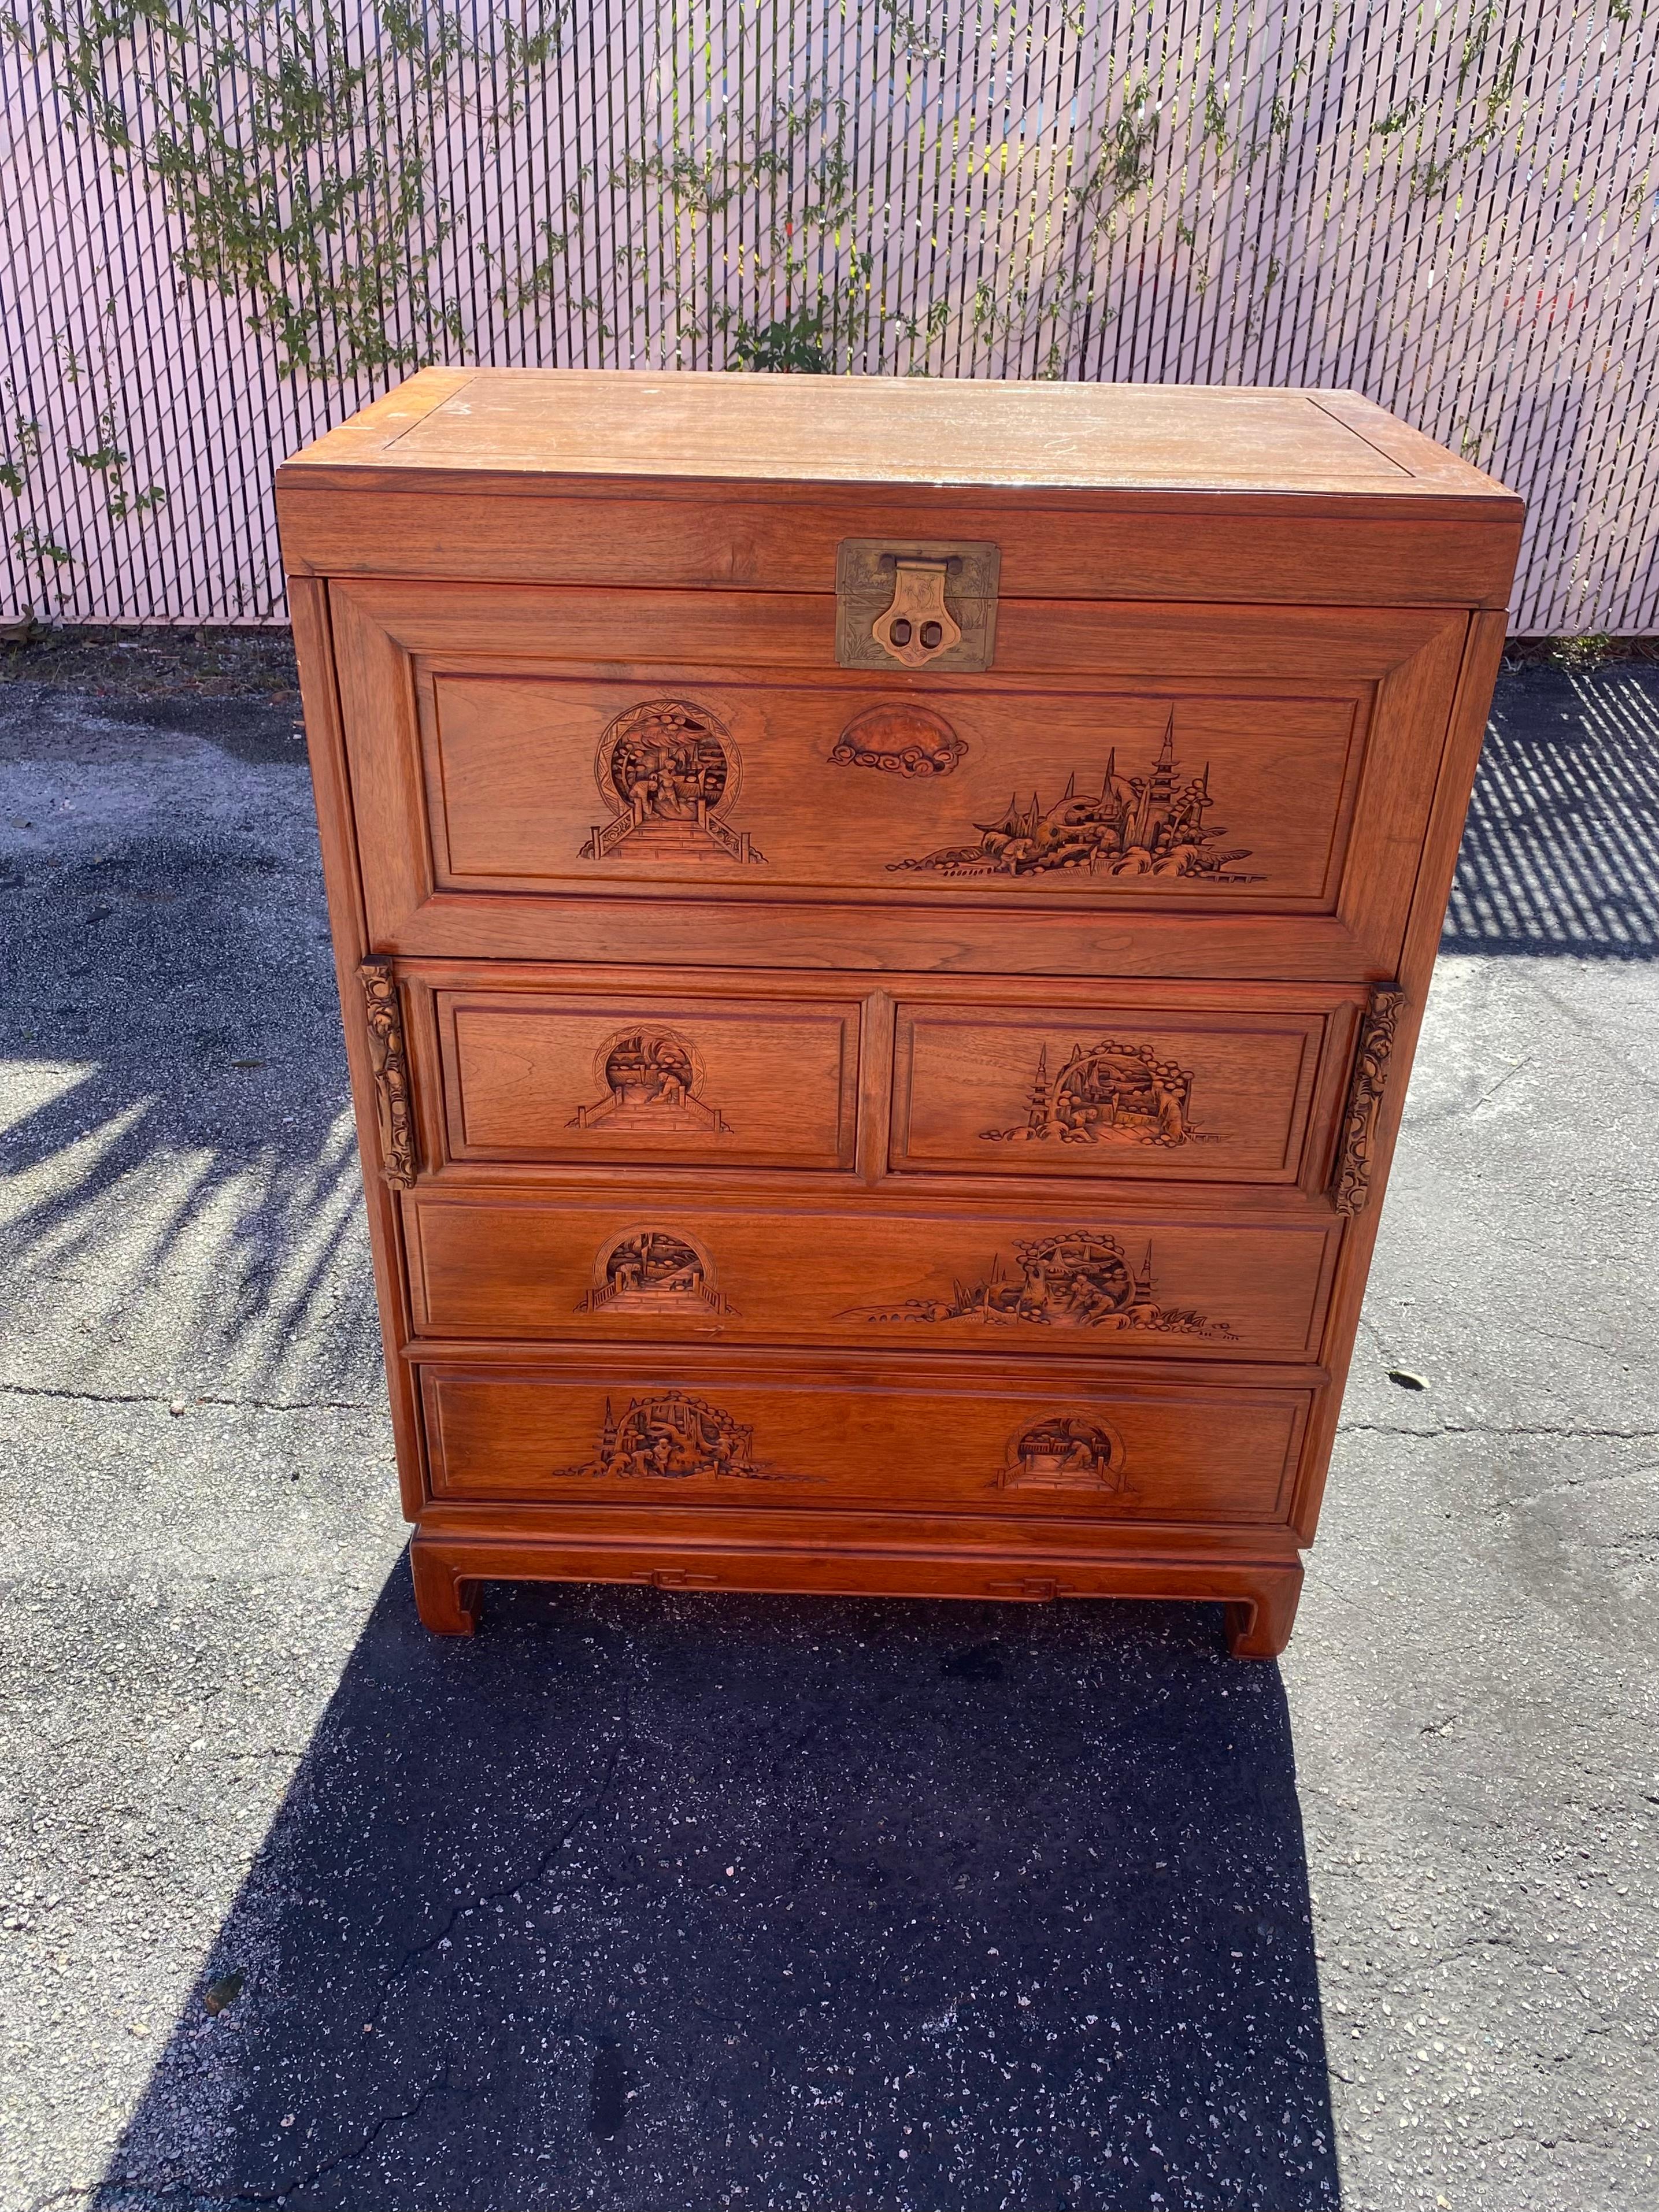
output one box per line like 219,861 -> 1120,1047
0,1 -> 1653,631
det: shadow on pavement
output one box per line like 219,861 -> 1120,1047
1443,661 -> 1659,957
96,1573 -> 1338,2211
0,696 -> 376,1403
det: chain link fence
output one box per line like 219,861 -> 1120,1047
1,1 -> 1653,631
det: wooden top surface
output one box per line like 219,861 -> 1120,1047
280,368 -> 1517,505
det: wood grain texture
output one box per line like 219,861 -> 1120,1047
280,368 -> 1516,499
893,998 -> 1342,1187
328,579 -> 1467,982
1289,606 -> 1514,1542
393,960 -> 1361,1201
403,1191 -> 1339,1359
277,483 -> 1523,611
416,1351 -> 1316,1526
286,576 -> 429,1520
281,372 -> 1520,1651
406,1526 -> 1302,1655
434,985 -> 861,1173
421,671 -> 1358,902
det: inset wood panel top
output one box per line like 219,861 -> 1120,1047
434,987 -> 861,1173
281,369 -> 1512,501
418,1354 -> 1314,1525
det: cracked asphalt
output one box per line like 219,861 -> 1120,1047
1,655 -> 1656,2211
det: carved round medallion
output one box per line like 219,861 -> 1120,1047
583,699 -> 761,865
566,1025 -> 732,1138
594,1024 -> 702,1102
1001,1414 -> 1125,1493
830,703 -> 966,778
578,1224 -> 734,1317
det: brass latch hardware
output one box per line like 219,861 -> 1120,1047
836,539 -> 1000,672
872,560 -> 960,666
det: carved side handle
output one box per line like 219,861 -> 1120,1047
358,957 -> 416,1189
1333,982 -> 1406,1216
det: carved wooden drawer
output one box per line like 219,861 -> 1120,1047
407,970 -> 862,1176
404,1193 -> 1339,1361
890,983 -> 1362,1193
323,577 -> 1475,983
414,1352 -> 1316,1529
282,368 -> 1519,1651
395,962 -> 1360,1197
413,665 -> 1368,905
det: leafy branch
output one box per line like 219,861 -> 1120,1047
11,1 -> 571,379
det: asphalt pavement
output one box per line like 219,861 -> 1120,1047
1,653 -> 1655,2211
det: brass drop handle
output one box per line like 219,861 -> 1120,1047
871,558 -> 963,668
835,538 -> 999,671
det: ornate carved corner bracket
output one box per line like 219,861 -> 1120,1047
1333,982 -> 1406,1217
358,957 -> 416,1189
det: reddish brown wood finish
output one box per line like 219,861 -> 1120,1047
416,1351 -> 1316,1521
437,984 -> 861,1171
403,1192 -> 1339,1359
324,579 -> 1468,982
279,370 -> 1520,1657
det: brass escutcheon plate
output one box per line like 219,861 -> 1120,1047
835,539 -> 1001,672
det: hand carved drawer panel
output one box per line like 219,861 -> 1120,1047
405,1195 -> 1339,1361
397,962 -> 1359,1195
424,980 -> 861,1173
416,1354 -> 1314,1528
419,670 -> 1364,905
324,577 -> 1472,981
281,368 -> 1519,1652
891,990 -> 1360,1190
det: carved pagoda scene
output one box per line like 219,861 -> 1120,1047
846,1229 -> 1235,1337
554,1392 -> 771,1481
830,703 -> 967,777
999,1415 -> 1125,1494
889,712 -> 1257,881
982,1037 -> 1206,1150
582,699 -> 762,865
568,1027 -> 732,1136
577,1229 -> 735,1317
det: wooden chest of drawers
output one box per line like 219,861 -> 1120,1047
278,370 -> 1520,1655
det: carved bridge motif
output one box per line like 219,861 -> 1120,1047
568,1027 -> 732,1137
845,1229 -> 1235,1339
999,1414 -> 1126,1494
576,1229 -> 735,1317
582,699 -> 762,866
